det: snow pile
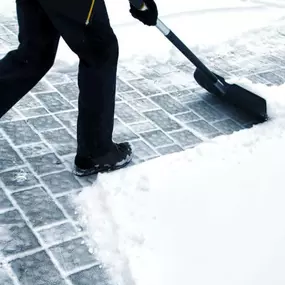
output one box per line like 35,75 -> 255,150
75,80 -> 285,285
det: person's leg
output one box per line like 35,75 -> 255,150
39,0 -> 132,176
0,0 -> 60,118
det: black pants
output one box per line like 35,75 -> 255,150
0,0 -> 119,157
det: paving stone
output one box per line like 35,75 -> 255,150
116,78 -> 134,93
118,91 -> 142,101
27,153 -> 65,175
41,171 -> 82,194
28,115 -> 63,132
117,66 -> 139,80
0,140 -> 24,172
157,144 -> 183,155
0,188 -> 12,210
10,250 -> 66,285
128,78 -> 162,96
257,71 -> 284,85
140,130 -> 174,148
213,119 -> 243,134
175,112 -> 200,123
246,74 -> 270,84
42,128 -> 77,156
19,143 -> 52,158
12,187 -> 66,228
1,120 -> 41,146
176,64 -> 195,74
4,23 -> 18,35
129,121 -> 157,133
0,268 -> 14,285
50,237 -> 97,272
138,68 -> 161,80
38,222 -> 78,245
55,110 -> 78,131
0,108 -> 23,123
169,130 -> 203,147
113,119 -> 139,142
46,72 -> 72,85
0,210 -> 40,256
30,80 -> 54,94
15,94 -> 42,109
187,120 -> 220,137
115,102 -> 144,124
0,25 -> 9,35
143,110 -> 182,132
55,82 -> 79,101
187,101 -> 226,122
150,94 -> 188,114
169,89 -> 201,103
131,98 -> 159,112
36,92 -> 74,113
20,107 -> 49,118
57,193 -> 79,221
0,167 -> 40,192
69,265 -> 111,285
152,63 -> 178,75
131,140 -> 157,159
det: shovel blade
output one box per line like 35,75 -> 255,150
194,68 -> 268,122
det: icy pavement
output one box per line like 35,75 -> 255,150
0,4 -> 285,285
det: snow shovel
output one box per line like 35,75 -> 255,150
130,0 -> 268,122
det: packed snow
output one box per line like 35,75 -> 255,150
75,81 -> 285,285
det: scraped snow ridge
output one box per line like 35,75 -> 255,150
75,81 -> 285,285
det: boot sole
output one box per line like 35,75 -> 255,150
73,154 -> 133,177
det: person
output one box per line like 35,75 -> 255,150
0,0 -> 158,176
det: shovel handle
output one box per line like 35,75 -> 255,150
129,0 -> 222,88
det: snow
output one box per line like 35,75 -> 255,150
75,81 -> 285,285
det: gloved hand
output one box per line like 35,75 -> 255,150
129,0 -> 158,26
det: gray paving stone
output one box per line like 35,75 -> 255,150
42,128 -> 77,156
30,80 -> 54,94
129,121 -> 157,133
69,265 -> 111,285
116,78 -> 134,93
128,78 -> 162,96
257,71 -> 284,85
246,74 -> 270,84
150,94 -> 188,114
27,153 -> 65,175
15,94 -> 42,109
55,82 -> 79,101
0,108 -> 23,122
28,115 -> 63,132
117,66 -> 139,80
55,110 -> 78,131
57,193 -> 79,221
0,188 -> 12,210
50,237 -> 97,272
152,63 -> 178,75
157,144 -> 183,155
131,98 -> 159,112
140,130 -> 174,148
0,210 -> 40,256
187,101 -> 226,122
4,23 -> 18,35
131,140 -> 157,159
1,120 -> 41,146
19,143 -> 52,158
175,112 -> 200,123
20,107 -> 49,118
115,102 -> 144,124
118,91 -> 142,101
38,222 -> 78,245
213,119 -> 243,134
138,68 -> 161,80
0,25 -> 9,35
12,187 -> 66,228
0,140 -> 24,172
143,110 -> 182,132
169,89 -> 200,103
0,167 -> 40,192
10,250 -> 66,285
169,130 -> 202,147
36,92 -> 74,113
0,268 -> 14,285
187,120 -> 220,137
41,171 -> 82,194
113,119 -> 138,143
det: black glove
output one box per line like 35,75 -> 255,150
129,0 -> 158,26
